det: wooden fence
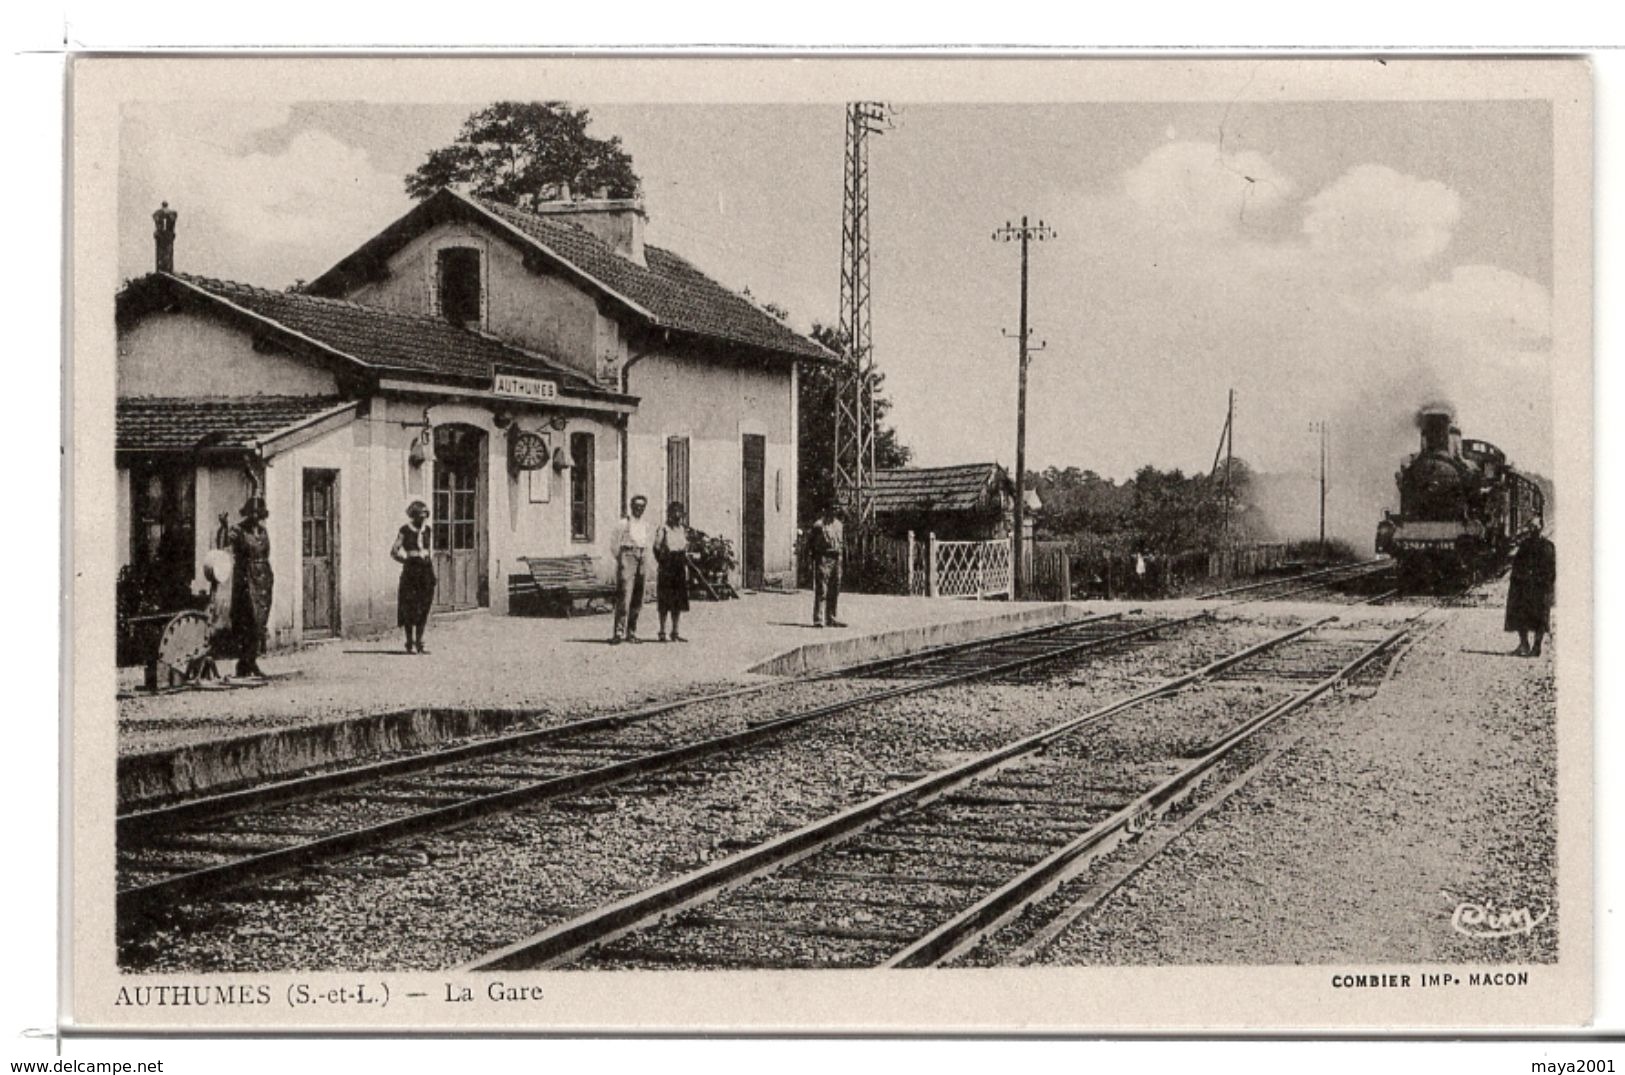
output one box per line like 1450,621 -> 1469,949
1206,542 -> 1288,579
1071,542 -> 1289,599
1029,541 -> 1072,602
799,530 -> 1073,602
823,532 -> 1070,602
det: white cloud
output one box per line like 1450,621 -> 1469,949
220,129 -> 403,246
1400,264 -> 1552,349
141,126 -> 401,249
1002,143 -> 1553,512
1121,140 -> 1296,234
122,104 -> 408,284
1302,164 -> 1461,264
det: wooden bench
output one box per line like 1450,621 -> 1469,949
512,554 -> 617,617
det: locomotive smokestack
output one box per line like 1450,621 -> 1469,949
1414,401 -> 1455,429
1418,412 -> 1453,455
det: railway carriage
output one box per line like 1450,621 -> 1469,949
1375,409 -> 1544,589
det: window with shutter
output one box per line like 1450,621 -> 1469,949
666,436 -> 691,517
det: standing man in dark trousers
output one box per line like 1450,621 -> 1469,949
1506,519 -> 1556,656
809,504 -> 846,628
611,495 -> 652,644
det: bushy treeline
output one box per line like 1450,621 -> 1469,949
1029,460 -> 1269,556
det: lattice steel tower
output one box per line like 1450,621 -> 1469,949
834,102 -> 890,526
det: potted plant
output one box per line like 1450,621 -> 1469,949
684,526 -> 739,599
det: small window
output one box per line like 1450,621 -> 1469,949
570,432 -> 595,543
437,247 -> 482,327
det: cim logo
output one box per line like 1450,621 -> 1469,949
1451,900 -> 1550,939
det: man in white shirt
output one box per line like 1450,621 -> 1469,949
611,495 -> 652,643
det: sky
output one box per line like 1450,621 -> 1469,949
119,97 -> 1555,543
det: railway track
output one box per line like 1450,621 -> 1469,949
467,612 -> 1423,971
1196,559 -> 1397,604
117,606 -> 1215,930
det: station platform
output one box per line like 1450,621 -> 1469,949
114,591 -> 1085,806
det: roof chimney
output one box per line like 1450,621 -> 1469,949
153,201 -> 178,274
526,195 -> 647,267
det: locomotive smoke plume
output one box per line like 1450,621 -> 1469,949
1242,345 -> 1534,553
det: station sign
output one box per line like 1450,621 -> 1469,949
493,372 -> 558,402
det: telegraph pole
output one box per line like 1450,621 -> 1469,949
1310,419 -> 1328,556
1320,420 -> 1329,556
1225,389 -> 1236,543
1210,389 -> 1235,544
993,215 -> 1056,600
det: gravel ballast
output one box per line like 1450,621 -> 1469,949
120,611 -> 1440,973
1031,587 -> 1558,966
122,616 -> 1279,971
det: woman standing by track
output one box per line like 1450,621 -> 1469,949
653,500 -> 692,643
1506,518 -> 1556,657
392,500 -> 437,654
228,496 -> 274,678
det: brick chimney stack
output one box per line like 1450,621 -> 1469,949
153,201 -> 178,273
527,194 -> 646,267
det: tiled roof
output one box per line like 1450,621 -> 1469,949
470,196 -> 833,363
870,464 -> 1009,515
167,273 -> 610,395
117,396 -> 350,453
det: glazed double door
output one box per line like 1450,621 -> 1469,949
432,425 -> 486,610
301,470 -> 338,637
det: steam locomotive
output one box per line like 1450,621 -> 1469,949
1375,408 -> 1544,588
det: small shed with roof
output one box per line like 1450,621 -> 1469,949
868,463 -> 1039,542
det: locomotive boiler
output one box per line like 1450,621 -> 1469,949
1375,408 -> 1544,588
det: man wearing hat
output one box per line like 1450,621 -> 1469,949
610,494 -> 652,644
807,502 -> 847,628
228,496 -> 275,677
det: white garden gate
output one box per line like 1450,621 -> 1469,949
906,532 -> 1014,599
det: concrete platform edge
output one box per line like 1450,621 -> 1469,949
119,602 -> 1088,807
118,707 -> 538,809
747,601 -> 1087,677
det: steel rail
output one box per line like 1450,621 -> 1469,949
1193,558 -> 1387,601
1002,729 -> 1310,966
1255,565 -> 1394,605
882,622 -> 1413,968
1002,606 -> 1442,965
463,614 -> 1345,972
118,610 -> 1181,927
119,609 -> 1132,844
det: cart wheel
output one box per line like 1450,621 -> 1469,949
156,610 -> 211,687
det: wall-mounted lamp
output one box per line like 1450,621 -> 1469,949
493,411 -> 515,430
543,415 -> 568,432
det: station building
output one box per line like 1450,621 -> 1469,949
116,190 -> 831,648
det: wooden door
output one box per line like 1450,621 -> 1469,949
301,469 -> 338,637
742,434 -> 766,590
432,425 -> 486,609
